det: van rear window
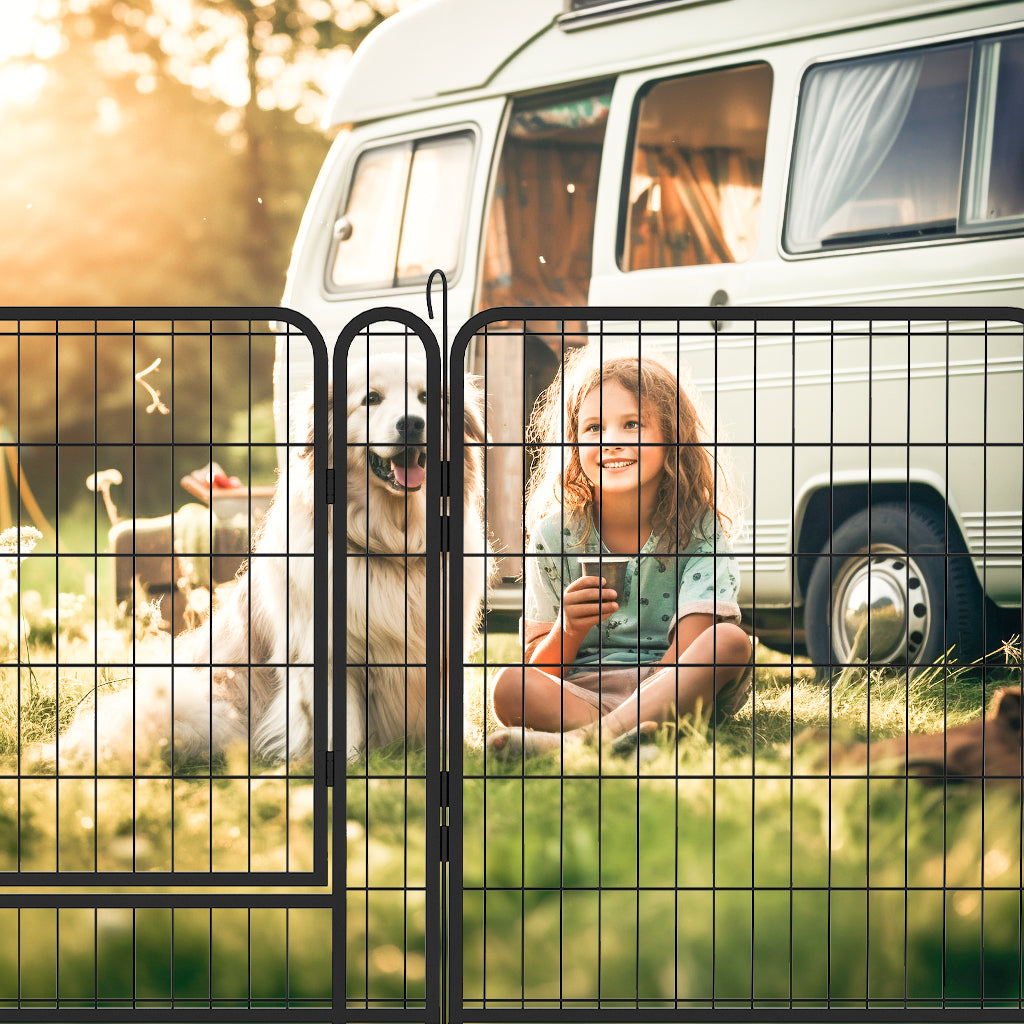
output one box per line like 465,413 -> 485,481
328,132 -> 474,292
785,34 -> 1024,254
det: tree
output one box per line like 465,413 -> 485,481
0,0 -> 407,514
13,0 -> 406,294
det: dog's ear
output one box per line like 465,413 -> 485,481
294,382 -> 322,461
462,373 -> 489,445
990,686 -> 1023,741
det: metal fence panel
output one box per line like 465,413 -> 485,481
449,307 -> 1024,1023
0,307 -> 333,1020
336,309 -> 445,1024
6,302 -> 1024,1024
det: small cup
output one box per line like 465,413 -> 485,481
578,555 -> 631,600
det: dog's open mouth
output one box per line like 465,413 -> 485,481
369,447 -> 427,492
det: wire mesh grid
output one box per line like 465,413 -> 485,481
4,303 -> 1023,1022
448,308 -> 1024,1021
0,308 -> 333,1019
338,310 -> 445,1021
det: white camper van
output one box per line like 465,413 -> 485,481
281,0 -> 1024,668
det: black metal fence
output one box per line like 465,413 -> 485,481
445,308 -> 1024,1023
1,306 -> 1023,1022
0,308 -> 332,1019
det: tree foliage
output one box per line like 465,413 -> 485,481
0,0 -> 402,516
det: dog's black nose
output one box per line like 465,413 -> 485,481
396,415 -> 425,441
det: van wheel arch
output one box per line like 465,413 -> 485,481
795,483 -> 967,599
797,488 -> 988,679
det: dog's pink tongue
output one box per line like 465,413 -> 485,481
393,459 -> 425,489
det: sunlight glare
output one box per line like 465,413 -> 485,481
0,0 -> 53,112
0,0 -> 39,62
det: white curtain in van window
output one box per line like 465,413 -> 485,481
787,55 -> 923,250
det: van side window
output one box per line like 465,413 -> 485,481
328,132 -> 473,291
785,33 -> 1024,253
621,63 -> 771,271
480,90 -> 610,309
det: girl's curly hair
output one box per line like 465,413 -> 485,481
524,349 -> 737,552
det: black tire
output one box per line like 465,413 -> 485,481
804,503 -> 985,680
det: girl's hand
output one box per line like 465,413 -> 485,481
558,575 -> 619,641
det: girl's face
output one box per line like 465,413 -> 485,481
576,380 -> 666,499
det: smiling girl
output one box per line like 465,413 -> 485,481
488,352 -> 752,756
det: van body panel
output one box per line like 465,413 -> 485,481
322,0 -> 556,128
286,0 -> 1024,657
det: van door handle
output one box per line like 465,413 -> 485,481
710,289 -> 729,332
332,215 -> 353,242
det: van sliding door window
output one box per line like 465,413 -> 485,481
621,62 -> 771,271
328,132 -> 473,292
785,33 -> 1024,254
480,89 -> 611,309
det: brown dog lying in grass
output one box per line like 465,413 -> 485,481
826,686 -> 1022,783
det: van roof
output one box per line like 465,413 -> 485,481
322,0 -> 556,128
322,0 -> 1019,129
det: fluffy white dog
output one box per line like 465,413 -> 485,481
52,382 -> 329,771
344,349 -> 488,760
49,349 -> 488,770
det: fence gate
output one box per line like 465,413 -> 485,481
0,308 -> 333,1020
337,308 -> 447,1024
446,307 -> 1024,1023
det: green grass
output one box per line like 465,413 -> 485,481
350,635 -> 1024,1008
4,585 -> 1023,1009
0,905 -> 333,1009
0,594 -> 328,1008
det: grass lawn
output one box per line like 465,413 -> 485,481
3,557 -> 1022,1010
349,633 -> 1024,1009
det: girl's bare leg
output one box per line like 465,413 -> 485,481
487,623 -> 751,756
600,622 -> 751,740
488,665 -> 600,755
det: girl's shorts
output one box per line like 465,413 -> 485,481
560,664 -> 662,717
561,657 -> 755,720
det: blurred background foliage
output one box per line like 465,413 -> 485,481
0,0 -> 406,518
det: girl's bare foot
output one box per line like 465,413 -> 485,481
486,727 -> 572,761
487,720 -> 660,761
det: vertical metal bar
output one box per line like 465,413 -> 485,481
865,316 -> 873,1007
418,313 -> 443,1024
362,326 -> 370,1011
169,316 -> 177,870
980,316 -> 990,1003
518,318 -> 526,1014
904,318 -> 912,1009
132,318 -> 139,872
440,285 -> 450,1024
334,324 -> 348,1021
674,317 -> 682,1012
558,317 -> 566,1014
92,318 -> 100,876
16,317 -> 23,874
55,318 -> 61,867
942,315 -> 950,1008
449,317 -> 467,1024
208,319 -> 216,876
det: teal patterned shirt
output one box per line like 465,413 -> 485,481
523,508 -> 741,677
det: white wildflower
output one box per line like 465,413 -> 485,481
0,526 -> 43,600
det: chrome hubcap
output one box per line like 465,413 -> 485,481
831,545 -> 930,664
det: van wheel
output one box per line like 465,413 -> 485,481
804,503 -> 984,680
